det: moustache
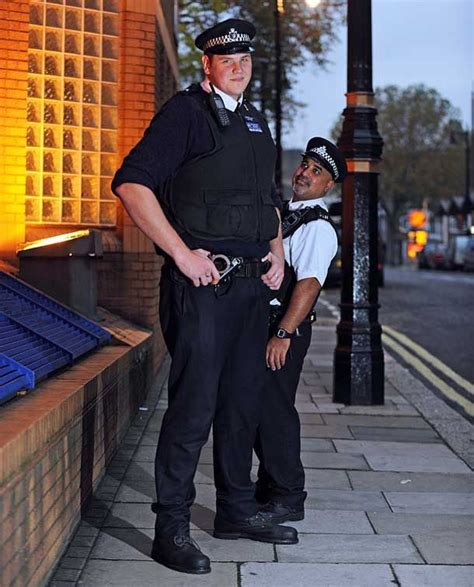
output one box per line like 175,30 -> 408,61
295,175 -> 309,186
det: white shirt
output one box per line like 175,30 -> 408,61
200,81 -> 243,111
284,197 -> 338,287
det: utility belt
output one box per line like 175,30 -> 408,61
211,254 -> 270,279
165,254 -> 270,299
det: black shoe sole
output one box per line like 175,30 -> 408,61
213,530 -> 298,545
151,553 -> 211,575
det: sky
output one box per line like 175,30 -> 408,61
284,0 -> 473,149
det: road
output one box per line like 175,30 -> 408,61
319,266 -> 474,418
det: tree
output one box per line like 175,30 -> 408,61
331,84 -> 465,264
178,0 -> 344,131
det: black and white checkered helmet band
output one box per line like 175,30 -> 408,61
310,145 -> 339,180
203,28 -> 251,50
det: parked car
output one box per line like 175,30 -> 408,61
417,243 -> 448,269
462,235 -> 474,271
446,234 -> 471,270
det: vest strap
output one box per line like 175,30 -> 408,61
281,204 -> 337,239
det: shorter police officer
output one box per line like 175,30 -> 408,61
254,137 -> 347,521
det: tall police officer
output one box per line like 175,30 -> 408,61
113,19 -> 298,576
254,137 -> 347,522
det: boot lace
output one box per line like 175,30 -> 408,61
173,535 -> 201,550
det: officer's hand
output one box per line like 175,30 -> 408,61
261,252 -> 284,290
266,337 -> 290,370
175,248 -> 220,287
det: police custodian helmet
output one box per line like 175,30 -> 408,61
302,137 -> 347,183
195,18 -> 256,55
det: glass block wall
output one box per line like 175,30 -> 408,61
26,0 -> 119,226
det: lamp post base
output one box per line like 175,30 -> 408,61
333,320 -> 384,405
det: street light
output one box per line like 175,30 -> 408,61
333,0 -> 385,405
274,0 -> 283,197
273,0 -> 322,198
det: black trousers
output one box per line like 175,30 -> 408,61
155,268 -> 270,536
254,320 -> 312,509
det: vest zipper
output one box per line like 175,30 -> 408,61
238,104 -> 262,239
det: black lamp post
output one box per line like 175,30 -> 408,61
274,0 -> 283,198
333,0 -> 385,405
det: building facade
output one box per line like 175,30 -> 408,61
0,0 -> 179,371
0,2 -> 179,585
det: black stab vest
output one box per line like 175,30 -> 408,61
166,85 -> 279,242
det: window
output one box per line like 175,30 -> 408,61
26,0 -> 119,226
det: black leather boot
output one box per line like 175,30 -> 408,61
214,512 -> 298,544
151,535 -> 211,574
259,501 -> 304,523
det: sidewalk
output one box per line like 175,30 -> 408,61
49,320 -> 474,587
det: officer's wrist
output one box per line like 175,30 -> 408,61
274,327 -> 295,340
172,246 -> 192,265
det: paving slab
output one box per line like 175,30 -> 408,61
115,482 -> 155,503
334,440 -> 471,473
303,469 -> 351,489
290,510 -> 373,534
310,404 -> 342,414
393,564 -> 474,586
340,405 -> 419,416
305,489 -> 389,512
300,424 -> 353,439
123,461 -> 154,481
79,560 -> 237,586
348,470 -> 474,493
384,491 -> 474,515
298,413 -> 324,424
103,503 -> 155,529
89,529 -> 274,562
349,426 -> 441,443
299,438 -> 334,452
368,512 -> 474,535
241,563 -> 395,587
412,532 -> 474,564
51,568 -> 82,582
143,411 -> 166,432
300,451 -> 369,470
294,402 -> 320,413
276,534 -> 423,563
322,414 -> 431,429
139,432 -> 160,446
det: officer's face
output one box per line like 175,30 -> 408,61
202,53 -> 252,100
292,157 -> 334,201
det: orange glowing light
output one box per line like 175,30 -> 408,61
409,209 -> 427,229
407,243 -> 423,259
19,230 -> 91,252
415,230 -> 428,246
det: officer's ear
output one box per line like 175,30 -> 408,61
325,179 -> 335,194
202,54 -> 212,76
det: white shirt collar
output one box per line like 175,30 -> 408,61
201,81 -> 243,111
288,197 -> 328,211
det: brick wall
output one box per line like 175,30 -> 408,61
0,335 -> 152,587
118,3 -> 157,254
98,252 -> 167,374
0,0 -> 29,261
97,0 -> 179,375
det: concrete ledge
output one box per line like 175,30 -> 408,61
0,313 -> 154,587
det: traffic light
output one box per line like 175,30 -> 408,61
408,209 -> 427,229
